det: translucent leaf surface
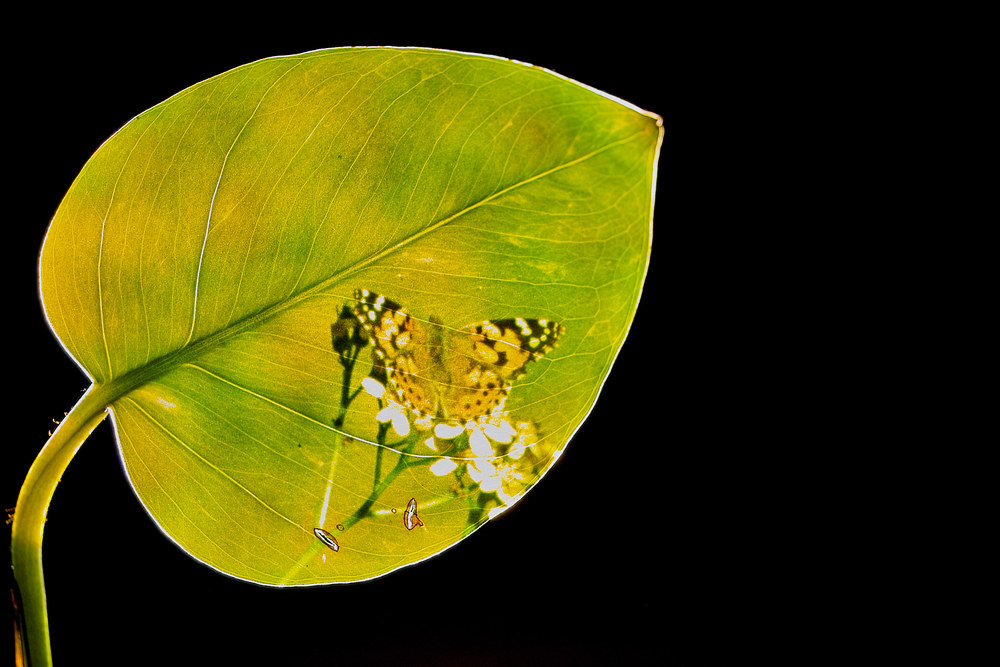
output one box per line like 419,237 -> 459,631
39,47 -> 661,585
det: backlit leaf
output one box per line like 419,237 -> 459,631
39,47 -> 661,584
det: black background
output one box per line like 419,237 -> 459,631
4,20 -> 718,667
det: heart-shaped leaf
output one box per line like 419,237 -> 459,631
39,47 -> 661,585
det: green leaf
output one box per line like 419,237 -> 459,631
38,47 -> 661,585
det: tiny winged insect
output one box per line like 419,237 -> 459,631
313,527 -> 340,552
350,288 -> 564,426
403,497 -> 423,530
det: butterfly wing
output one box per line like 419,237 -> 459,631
442,318 -> 564,422
352,289 -> 438,416
467,318 -> 564,382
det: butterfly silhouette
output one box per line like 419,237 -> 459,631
350,289 -> 564,423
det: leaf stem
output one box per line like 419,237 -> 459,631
10,384 -> 112,667
341,452 -> 412,531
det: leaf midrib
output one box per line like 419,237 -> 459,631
98,127 -> 651,407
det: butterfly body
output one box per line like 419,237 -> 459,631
351,289 -> 563,424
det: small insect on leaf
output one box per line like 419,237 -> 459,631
403,498 -> 424,531
313,527 -> 340,552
